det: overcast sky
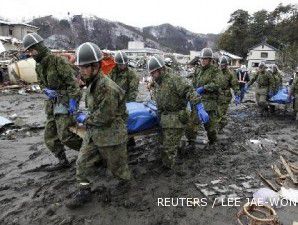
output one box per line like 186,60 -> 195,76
0,0 -> 296,34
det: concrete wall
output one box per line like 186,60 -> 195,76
247,44 -> 276,69
0,25 -> 38,40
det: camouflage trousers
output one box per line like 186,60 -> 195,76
204,110 -> 218,145
76,138 -> 131,185
161,128 -> 184,169
255,93 -> 269,113
44,114 -> 82,157
185,111 -> 199,142
218,100 -> 231,131
185,110 -> 218,144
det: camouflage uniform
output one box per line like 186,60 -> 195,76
76,73 -> 131,185
35,48 -> 82,158
110,67 -> 139,102
271,70 -> 283,93
248,70 -> 274,114
290,74 -> 298,121
184,64 -> 203,143
153,68 -> 201,168
218,68 -> 239,131
191,64 -> 222,144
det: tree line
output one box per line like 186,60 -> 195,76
217,3 -> 298,70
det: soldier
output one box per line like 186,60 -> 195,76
22,33 -> 82,170
66,42 -> 131,209
246,62 -> 274,116
218,56 -> 240,132
148,56 -> 207,170
110,51 -> 139,102
191,48 -> 223,145
110,51 -> 139,147
289,66 -> 298,124
271,64 -> 283,93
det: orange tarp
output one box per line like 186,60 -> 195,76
101,56 -> 116,75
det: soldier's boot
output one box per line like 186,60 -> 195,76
65,185 -> 92,209
269,105 -> 276,114
45,151 -> 70,171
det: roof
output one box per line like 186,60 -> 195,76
219,50 -> 242,60
123,48 -> 163,54
248,42 -> 278,51
0,20 -> 39,29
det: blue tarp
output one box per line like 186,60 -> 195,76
126,101 -> 159,134
269,87 -> 294,104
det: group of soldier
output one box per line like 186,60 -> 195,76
21,32 -> 297,209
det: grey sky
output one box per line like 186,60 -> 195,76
0,0 -> 296,34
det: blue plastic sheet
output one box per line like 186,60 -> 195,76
126,101 -> 159,134
269,87 -> 294,104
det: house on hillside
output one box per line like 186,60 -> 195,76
247,42 -> 278,69
0,20 -> 39,41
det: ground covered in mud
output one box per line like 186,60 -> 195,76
0,83 -> 297,225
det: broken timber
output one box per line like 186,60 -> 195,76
280,156 -> 298,184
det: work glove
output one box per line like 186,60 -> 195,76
76,112 -> 88,124
196,103 -> 209,124
68,98 -> 77,115
44,88 -> 58,99
234,95 -> 241,105
196,86 -> 205,95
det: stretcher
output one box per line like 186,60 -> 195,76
70,101 -> 160,138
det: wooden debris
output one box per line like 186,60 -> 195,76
0,85 -> 22,90
285,147 -> 298,156
280,156 -> 298,184
271,164 -> 288,179
257,172 -> 279,192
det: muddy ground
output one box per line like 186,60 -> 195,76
0,82 -> 297,225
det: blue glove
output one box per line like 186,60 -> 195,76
234,95 -> 241,105
196,103 -> 209,124
68,98 -> 77,115
44,88 -> 58,99
196,86 -> 205,95
76,113 -> 87,123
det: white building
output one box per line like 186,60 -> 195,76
173,53 -> 190,64
0,20 -> 39,41
247,42 -> 278,69
128,41 -> 144,50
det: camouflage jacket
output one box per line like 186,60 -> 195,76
272,71 -> 283,93
85,72 -> 127,146
248,70 -> 274,95
192,64 -> 223,111
290,75 -> 298,95
35,54 -> 81,115
110,67 -> 139,102
219,68 -> 240,100
153,68 -> 201,128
